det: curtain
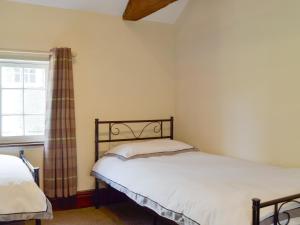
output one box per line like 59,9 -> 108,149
44,48 -> 77,198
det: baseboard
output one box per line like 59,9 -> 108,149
76,190 -> 95,208
50,190 -> 94,210
50,187 -> 128,210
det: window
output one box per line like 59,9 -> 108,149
0,60 -> 48,143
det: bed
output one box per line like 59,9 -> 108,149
91,117 -> 300,225
0,151 -> 52,225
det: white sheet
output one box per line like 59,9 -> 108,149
0,154 -> 51,221
93,151 -> 300,225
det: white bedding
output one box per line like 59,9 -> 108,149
93,151 -> 300,225
0,154 -> 52,221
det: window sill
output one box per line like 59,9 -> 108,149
0,141 -> 44,148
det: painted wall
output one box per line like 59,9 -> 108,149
0,1 -> 175,191
175,0 -> 300,167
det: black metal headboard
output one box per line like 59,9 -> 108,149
94,117 -> 174,162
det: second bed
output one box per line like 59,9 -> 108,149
92,118 -> 300,225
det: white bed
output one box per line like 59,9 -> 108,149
0,154 -> 52,222
92,146 -> 300,225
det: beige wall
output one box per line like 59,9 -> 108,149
0,1 -> 175,191
175,0 -> 300,167
2,0 -> 300,193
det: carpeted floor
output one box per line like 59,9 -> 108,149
26,202 -> 174,225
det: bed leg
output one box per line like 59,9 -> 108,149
95,179 -> 100,209
153,214 -> 158,225
252,198 -> 261,225
35,219 -> 41,225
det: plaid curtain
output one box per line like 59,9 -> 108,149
44,48 -> 77,198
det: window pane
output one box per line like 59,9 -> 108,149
2,115 -> 23,136
24,90 -> 45,114
1,89 -> 23,114
1,67 -> 23,88
25,115 -> 44,136
24,68 -> 46,88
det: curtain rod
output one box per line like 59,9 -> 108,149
0,48 -> 76,57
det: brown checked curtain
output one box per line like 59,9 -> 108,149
44,48 -> 77,198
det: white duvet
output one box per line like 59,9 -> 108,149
93,151 -> 300,225
0,154 -> 50,221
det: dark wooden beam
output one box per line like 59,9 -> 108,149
123,0 -> 178,21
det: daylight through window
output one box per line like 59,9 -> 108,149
0,60 -> 48,142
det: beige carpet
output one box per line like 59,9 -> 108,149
26,203 -> 174,225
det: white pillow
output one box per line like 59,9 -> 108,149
105,139 -> 194,159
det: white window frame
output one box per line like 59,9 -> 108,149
0,59 -> 48,144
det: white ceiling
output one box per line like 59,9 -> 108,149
9,0 -> 189,24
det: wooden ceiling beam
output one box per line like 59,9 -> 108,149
123,0 -> 178,21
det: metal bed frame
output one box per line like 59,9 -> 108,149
94,117 -> 173,210
94,117 -> 300,225
19,150 -> 42,225
253,195 -> 300,225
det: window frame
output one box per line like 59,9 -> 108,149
0,59 -> 49,144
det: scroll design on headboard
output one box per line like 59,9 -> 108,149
95,117 -> 174,162
276,200 -> 300,225
110,122 -> 161,139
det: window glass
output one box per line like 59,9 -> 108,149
24,90 -> 45,114
2,115 -> 23,137
0,60 -> 48,140
24,115 -> 45,136
2,89 -> 23,114
1,67 -> 23,88
24,68 -> 46,88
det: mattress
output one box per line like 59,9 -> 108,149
0,154 -> 52,222
92,150 -> 300,225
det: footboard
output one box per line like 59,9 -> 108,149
19,150 -> 42,225
253,194 -> 300,225
19,150 -> 40,186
